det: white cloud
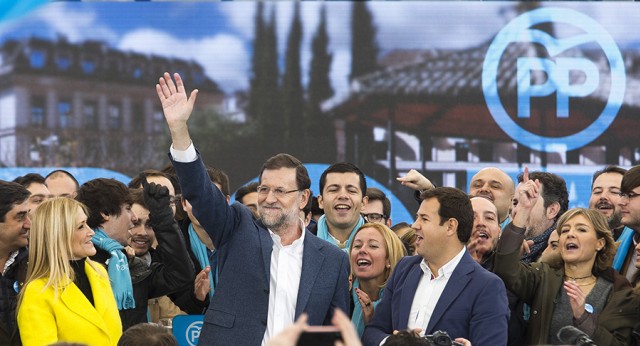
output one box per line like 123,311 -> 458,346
33,3 -> 117,44
541,3 -> 640,47
118,29 -> 248,93
218,2 -> 258,40
369,2 -> 506,50
331,49 -> 352,100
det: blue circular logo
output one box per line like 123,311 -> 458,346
482,7 -> 625,152
186,320 -> 203,346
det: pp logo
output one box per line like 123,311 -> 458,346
482,7 -> 625,152
185,320 -> 203,346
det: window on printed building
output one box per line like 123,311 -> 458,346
478,142 -> 493,162
132,103 -> 144,131
31,96 -> 46,127
153,109 -> 164,133
108,103 -> 121,130
56,55 -> 71,71
517,144 -> 531,164
83,101 -> 97,129
30,50 -> 46,69
58,100 -> 72,129
133,66 -> 143,79
82,59 -> 95,74
455,142 -> 469,162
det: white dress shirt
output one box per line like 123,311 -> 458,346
262,223 -> 305,345
169,143 -> 306,345
170,142 -> 198,163
407,247 -> 466,335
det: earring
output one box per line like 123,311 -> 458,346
386,264 -> 391,268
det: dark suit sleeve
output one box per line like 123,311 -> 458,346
326,252 -> 350,324
467,275 -> 509,346
170,152 -> 238,249
362,258 -> 408,345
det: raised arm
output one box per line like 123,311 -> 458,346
157,72 -> 239,250
143,181 -> 194,298
156,72 -> 199,151
396,169 -> 435,192
493,168 -> 542,302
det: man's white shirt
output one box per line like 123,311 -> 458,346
407,247 -> 466,335
263,224 -> 305,345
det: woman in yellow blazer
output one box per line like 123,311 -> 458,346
17,198 -> 122,346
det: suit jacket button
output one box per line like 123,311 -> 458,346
261,320 -> 267,325
264,289 -> 269,294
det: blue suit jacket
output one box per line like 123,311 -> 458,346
362,252 -> 509,346
171,154 -> 350,346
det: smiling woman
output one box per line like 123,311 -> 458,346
348,222 -> 406,337
494,208 -> 640,345
16,198 -> 122,346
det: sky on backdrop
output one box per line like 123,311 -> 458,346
2,2 -> 640,97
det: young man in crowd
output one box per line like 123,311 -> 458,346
0,181 -> 31,346
363,187 -> 508,345
312,162 -> 368,252
76,178 -> 193,330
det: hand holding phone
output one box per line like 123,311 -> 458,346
296,326 -> 342,346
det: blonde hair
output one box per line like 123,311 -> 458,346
349,222 -> 407,290
19,197 -> 98,305
555,208 -> 615,273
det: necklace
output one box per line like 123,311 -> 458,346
564,274 -> 594,281
573,279 -> 597,287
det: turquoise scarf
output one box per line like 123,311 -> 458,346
613,227 -> 634,272
351,279 -> 382,337
91,228 -> 135,310
316,215 -> 364,253
188,223 -> 216,300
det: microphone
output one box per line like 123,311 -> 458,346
557,326 -> 596,346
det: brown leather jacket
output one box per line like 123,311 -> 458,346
494,223 -> 640,346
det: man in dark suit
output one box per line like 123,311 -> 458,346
156,72 -> 350,346
362,187 -> 509,346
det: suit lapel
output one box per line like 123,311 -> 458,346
295,233 -> 325,317
425,252 -> 473,333
398,260 -> 424,329
61,263 -> 109,336
258,225 -> 273,287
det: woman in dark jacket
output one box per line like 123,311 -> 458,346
494,178 -> 639,346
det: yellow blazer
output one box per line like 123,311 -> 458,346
18,260 -> 122,346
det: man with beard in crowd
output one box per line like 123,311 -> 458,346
589,165 -> 634,273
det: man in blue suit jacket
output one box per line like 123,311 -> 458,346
363,187 -> 509,346
156,72 -> 350,346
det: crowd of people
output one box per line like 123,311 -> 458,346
0,72 -> 638,346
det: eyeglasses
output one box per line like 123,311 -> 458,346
256,186 -> 300,198
363,213 -> 387,223
619,191 -> 640,201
